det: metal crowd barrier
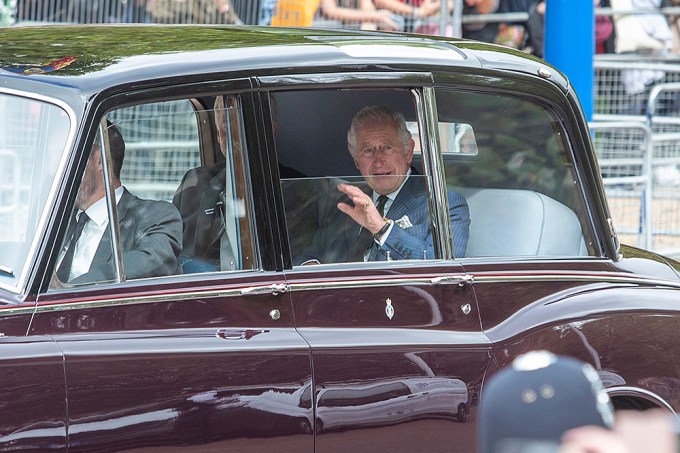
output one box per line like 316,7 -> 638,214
589,121 -> 653,250
593,56 -> 680,257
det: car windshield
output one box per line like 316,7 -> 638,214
0,93 -> 70,289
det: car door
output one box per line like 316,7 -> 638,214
32,89 -> 313,452
264,80 -> 494,452
0,90 -> 71,452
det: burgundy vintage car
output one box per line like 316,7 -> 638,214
0,24 -> 679,452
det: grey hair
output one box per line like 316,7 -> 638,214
347,105 -> 412,156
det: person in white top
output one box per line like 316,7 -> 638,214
54,122 -> 182,286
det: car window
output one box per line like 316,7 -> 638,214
0,93 -> 71,289
273,88 -> 464,265
434,88 -> 594,258
50,95 -> 258,288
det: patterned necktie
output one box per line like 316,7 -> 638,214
57,212 -> 89,282
376,194 -> 389,217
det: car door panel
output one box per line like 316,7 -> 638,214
32,275 -> 313,452
286,264 -> 492,453
464,259 -> 680,411
0,334 -> 67,452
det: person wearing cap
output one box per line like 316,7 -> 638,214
478,350 -> 615,453
479,351 -> 679,453
54,122 -> 182,285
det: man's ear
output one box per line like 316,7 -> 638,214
406,138 -> 415,162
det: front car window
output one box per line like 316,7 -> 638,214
0,92 -> 70,288
50,95 -> 258,289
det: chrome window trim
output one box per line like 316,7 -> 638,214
257,71 -> 434,89
296,327 -> 491,347
5,270 -> 678,317
0,88 -> 77,296
607,386 -> 677,415
419,86 -> 453,260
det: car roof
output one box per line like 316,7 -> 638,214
0,25 -> 569,97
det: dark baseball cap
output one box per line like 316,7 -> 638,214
478,351 -> 614,453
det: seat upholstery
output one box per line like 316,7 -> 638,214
454,188 -> 587,257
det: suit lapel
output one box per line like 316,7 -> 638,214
385,175 -> 421,221
90,189 -> 132,269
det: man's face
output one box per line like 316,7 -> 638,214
75,147 -> 103,211
352,121 -> 415,195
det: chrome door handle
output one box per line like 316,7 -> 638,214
430,274 -> 474,286
239,283 -> 288,296
216,329 -> 268,340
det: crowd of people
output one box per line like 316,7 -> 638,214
7,0 -> 680,61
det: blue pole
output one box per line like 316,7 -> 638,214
544,0 -> 594,121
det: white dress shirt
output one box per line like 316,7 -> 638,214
61,186 -> 124,281
371,168 -> 411,247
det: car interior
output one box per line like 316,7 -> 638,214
56,85 -> 593,285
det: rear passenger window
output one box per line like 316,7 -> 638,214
50,95 -> 258,289
274,88 -> 470,265
435,89 -> 594,258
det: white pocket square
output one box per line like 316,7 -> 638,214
394,215 -> 413,228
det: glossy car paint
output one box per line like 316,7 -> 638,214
286,263 -> 490,451
0,24 -> 679,452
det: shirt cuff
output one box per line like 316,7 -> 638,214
374,220 -> 395,246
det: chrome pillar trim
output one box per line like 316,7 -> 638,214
418,87 -> 454,259
99,119 -> 125,283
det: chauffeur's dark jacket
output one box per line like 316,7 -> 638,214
70,188 -> 182,284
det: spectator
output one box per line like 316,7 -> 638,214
478,351 -> 614,453
318,0 -> 402,30
258,0 -> 279,24
495,0 -> 544,55
267,0 -> 319,26
462,0 -> 500,43
148,0 -> 241,24
561,410 -> 678,453
0,0 -> 15,26
374,0 -> 445,31
596,0 -> 616,54
612,0 -> 671,113
668,0 -> 680,55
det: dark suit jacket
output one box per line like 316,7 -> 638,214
294,174 -> 470,265
70,188 -> 182,284
174,161 -> 306,267
172,162 -> 226,263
